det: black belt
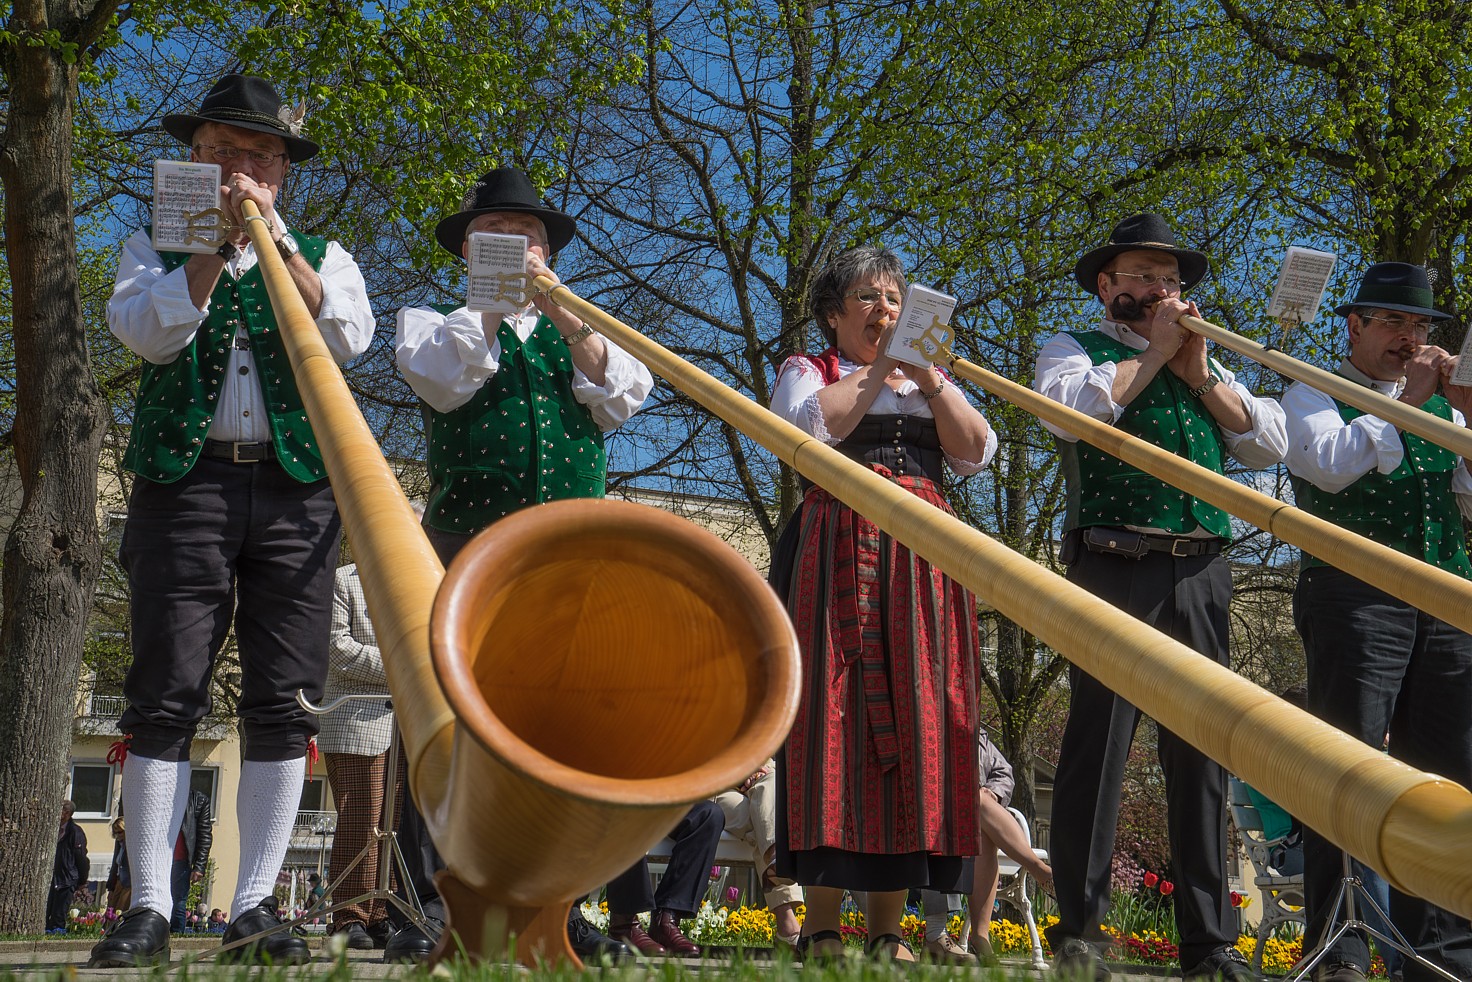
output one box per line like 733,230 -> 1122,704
201,439 -> 274,463
1137,533 -> 1223,557
1074,526 -> 1224,560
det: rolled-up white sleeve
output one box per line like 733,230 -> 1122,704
573,338 -> 654,432
1214,360 -> 1288,468
1033,332 -> 1124,441
313,241 -> 376,364
108,231 -> 210,364
1283,381 -> 1402,492
395,306 -> 502,413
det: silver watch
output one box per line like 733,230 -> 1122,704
275,232 -> 300,262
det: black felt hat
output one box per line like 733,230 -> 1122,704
1333,262 -> 1451,320
434,168 -> 577,257
162,74 -> 318,163
1073,213 -> 1210,294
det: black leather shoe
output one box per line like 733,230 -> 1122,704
368,919 -> 393,949
384,919 -> 441,964
1184,945 -> 1255,981
1053,937 -> 1111,982
333,921 -> 375,950
220,896 -> 310,965
88,907 -> 171,967
568,908 -> 630,962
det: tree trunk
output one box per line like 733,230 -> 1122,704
0,23 -> 110,932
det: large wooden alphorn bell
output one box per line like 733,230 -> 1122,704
238,202 -> 799,966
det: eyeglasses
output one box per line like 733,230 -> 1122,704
1109,270 -> 1182,291
845,288 -> 904,309
1361,313 -> 1432,334
194,144 -> 287,167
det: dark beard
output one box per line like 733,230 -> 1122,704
1109,293 -> 1157,324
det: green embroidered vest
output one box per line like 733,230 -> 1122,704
1291,387 -> 1472,577
423,308 -> 607,533
1058,329 -> 1233,538
122,232 -> 330,484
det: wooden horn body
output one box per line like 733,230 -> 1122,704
236,203 -> 799,966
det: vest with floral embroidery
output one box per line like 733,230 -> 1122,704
1290,386 -> 1471,578
422,308 -> 607,533
122,232 -> 329,483
1057,329 -> 1232,538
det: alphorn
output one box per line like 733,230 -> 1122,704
931,354 -> 1472,637
237,201 -> 801,966
1179,312 -> 1472,460
530,272 -> 1472,920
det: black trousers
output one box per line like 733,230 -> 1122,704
606,801 -> 724,918
1296,566 -> 1472,981
119,458 -> 340,761
1044,544 -> 1234,969
46,884 -> 74,931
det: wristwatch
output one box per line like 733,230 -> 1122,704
1188,376 -> 1219,399
561,324 -> 596,346
216,240 -> 240,264
275,232 -> 300,263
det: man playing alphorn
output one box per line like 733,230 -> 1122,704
93,73 -> 374,968
1033,213 -> 1286,982
1284,262 -> 1472,982
392,167 -> 654,962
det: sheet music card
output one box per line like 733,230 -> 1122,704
1265,247 -> 1336,322
884,284 -> 958,368
1451,325 -> 1472,387
151,161 -> 224,253
467,233 -> 530,316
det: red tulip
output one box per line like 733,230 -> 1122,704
1143,872 -> 1159,888
1161,881 -> 1175,896
1230,891 -> 1243,907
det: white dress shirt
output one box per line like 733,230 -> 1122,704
771,353 -> 996,475
1033,318 -> 1288,469
108,229 -> 376,443
1283,358 -> 1472,519
394,304 -> 654,430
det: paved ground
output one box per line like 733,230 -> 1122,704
0,939 -> 1177,980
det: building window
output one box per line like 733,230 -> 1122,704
190,766 -> 220,822
69,762 -> 116,819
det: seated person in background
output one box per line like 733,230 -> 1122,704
1240,683 -> 1307,877
606,801 -> 725,957
966,728 -> 1053,963
712,759 -> 803,948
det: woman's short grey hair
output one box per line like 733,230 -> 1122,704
809,246 -> 906,346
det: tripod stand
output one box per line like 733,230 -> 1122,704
1288,852 -> 1458,981
205,691 -> 440,962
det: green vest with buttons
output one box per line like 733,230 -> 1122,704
1290,387 -> 1472,577
122,232 -> 330,484
422,308 -> 607,534
1058,329 -> 1233,538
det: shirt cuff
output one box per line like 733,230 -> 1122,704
443,309 -> 500,372
1356,414 -> 1404,473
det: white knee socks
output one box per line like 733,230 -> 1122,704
121,756 -> 191,919
231,757 -> 305,920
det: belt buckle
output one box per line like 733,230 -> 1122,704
232,442 -> 257,464
1170,538 -> 1192,557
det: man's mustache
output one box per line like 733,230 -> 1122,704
1109,293 -> 1160,323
